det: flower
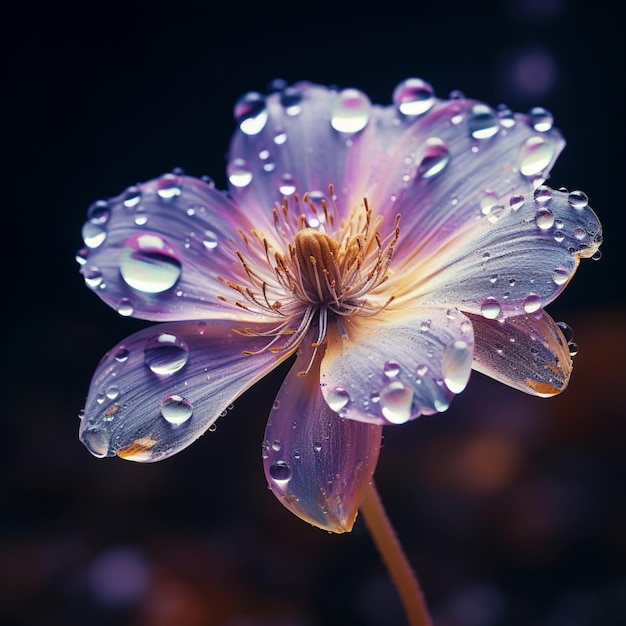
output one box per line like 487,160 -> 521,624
77,78 -> 602,533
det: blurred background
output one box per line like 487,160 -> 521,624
3,0 -> 624,624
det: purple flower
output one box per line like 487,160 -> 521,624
77,79 -> 602,533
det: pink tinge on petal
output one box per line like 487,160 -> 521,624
79,319 -> 295,462
468,310 -> 573,396
263,337 -> 382,533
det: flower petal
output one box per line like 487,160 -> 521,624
263,337 -> 382,533
396,187 -> 602,318
79,320 -> 293,462
468,310 -> 573,396
226,82 -> 382,225
78,173 -> 262,322
320,308 -> 475,425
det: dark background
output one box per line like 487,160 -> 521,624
3,1 -> 625,625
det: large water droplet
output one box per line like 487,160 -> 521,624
523,292 -> 542,313
234,91 -> 269,135
528,106 -> 554,132
327,387 -> 350,412
82,428 -> 110,458
519,136 -> 555,177
144,332 -> 189,376
269,460 -> 292,483
82,220 -> 107,248
330,88 -> 371,133
379,381 -> 414,424
480,298 -> 501,319
468,104 -> 499,139
160,394 -> 193,425
535,208 -> 555,230
227,158 -> 253,188
567,190 -> 588,209
442,340 -> 472,394
119,234 -> 182,293
392,78 -> 436,116
416,137 -> 450,179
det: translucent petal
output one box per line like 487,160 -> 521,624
366,97 -> 566,265
320,308 -> 475,425
78,173 -> 262,322
79,320 -> 293,462
263,337 -> 382,533
468,310 -> 573,396
397,187 -> 602,317
227,82 -> 382,225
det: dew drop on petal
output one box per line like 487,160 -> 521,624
119,234 -> 182,294
468,104 -> 499,139
82,221 -> 108,249
510,194 -> 525,211
227,158 -> 253,188
117,298 -> 134,316
113,347 -> 130,362
144,332 -> 189,376
83,267 -> 103,288
160,394 -> 193,425
416,364 -> 429,377
534,185 -> 553,203
519,136 -> 555,177
535,208 -> 555,229
82,428 -> 110,458
416,137 -> 450,179
269,460 -> 292,484
383,361 -> 401,378
379,381 -> 414,424
330,88 -> 371,133
280,87 -> 303,115
392,78 -> 436,116
327,387 -> 351,412
202,230 -> 219,251
234,91 -> 269,135
557,321 -> 574,343
442,340 -> 473,394
122,186 -> 142,208
278,173 -> 297,196
552,268 -> 570,285
480,298 -> 501,319
568,189 -> 589,209
156,173 -> 182,200
523,292 -> 542,313
528,106 -> 554,132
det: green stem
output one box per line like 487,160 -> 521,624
360,480 -> 433,626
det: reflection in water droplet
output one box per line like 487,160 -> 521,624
160,394 -> 193,425
82,428 -> 110,458
227,158 -> 253,188
122,186 -> 142,208
416,137 -> 450,179
280,87 -> 302,115
510,195 -> 525,211
269,460 -> 292,483
330,88 -> 371,133
278,173 -> 297,196
393,78 -> 436,116
82,221 -> 107,248
536,208 -> 555,229
519,136 -> 555,176
144,333 -> 189,376
83,267 -> 103,288
442,340 -> 472,394
119,234 -> 182,293
528,106 -> 554,132
552,268 -> 569,285
117,299 -> 134,316
156,173 -> 182,200
556,321 -> 574,343
481,298 -> 501,319
327,387 -> 350,412
379,381 -> 414,424
383,361 -> 401,378
468,104 -> 499,139
523,293 -> 542,313
568,190 -> 588,209
234,91 -> 269,135
202,230 -> 219,250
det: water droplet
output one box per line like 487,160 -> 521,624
567,189 -> 588,209
416,137 -> 450,179
234,91 -> 268,135
134,208 -> 148,226
573,227 -> 586,241
160,394 -> 193,425
379,381 -> 414,424
156,173 -> 182,200
144,332 -> 189,376
82,220 -> 107,248
261,440 -> 270,459
568,341 -> 579,356
535,208 -> 555,229
227,158 -> 253,188
202,230 -> 219,250
271,440 -> 281,452
442,340 -> 472,394
468,104 -> 499,139
87,199 -> 110,223
119,234 -> 182,293
480,298 -> 501,319
82,428 -> 110,458
278,173 -> 297,196
552,268 -> 569,285
330,88 -> 371,133
557,321 -> 574,343
113,347 -> 130,362
83,267 -> 103,288
327,387 -> 350,412
117,298 -> 134,316
528,106 -> 554,132
534,185 -> 553,203
280,87 -> 302,115
105,386 -> 120,400
416,364 -> 429,377
383,361 -> 401,378
269,460 -> 292,483
510,194 -> 525,211
392,78 -> 436,116
122,186 -> 142,208
519,136 -> 555,176
313,442 -> 322,453
523,293 -> 542,313
497,105 -> 516,128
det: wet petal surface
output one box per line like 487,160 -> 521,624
468,310 -> 573,396
78,174 -> 261,322
79,320 -> 293,462
320,308 -> 475,424
263,338 -> 382,532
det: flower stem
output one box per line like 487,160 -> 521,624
360,480 -> 433,626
